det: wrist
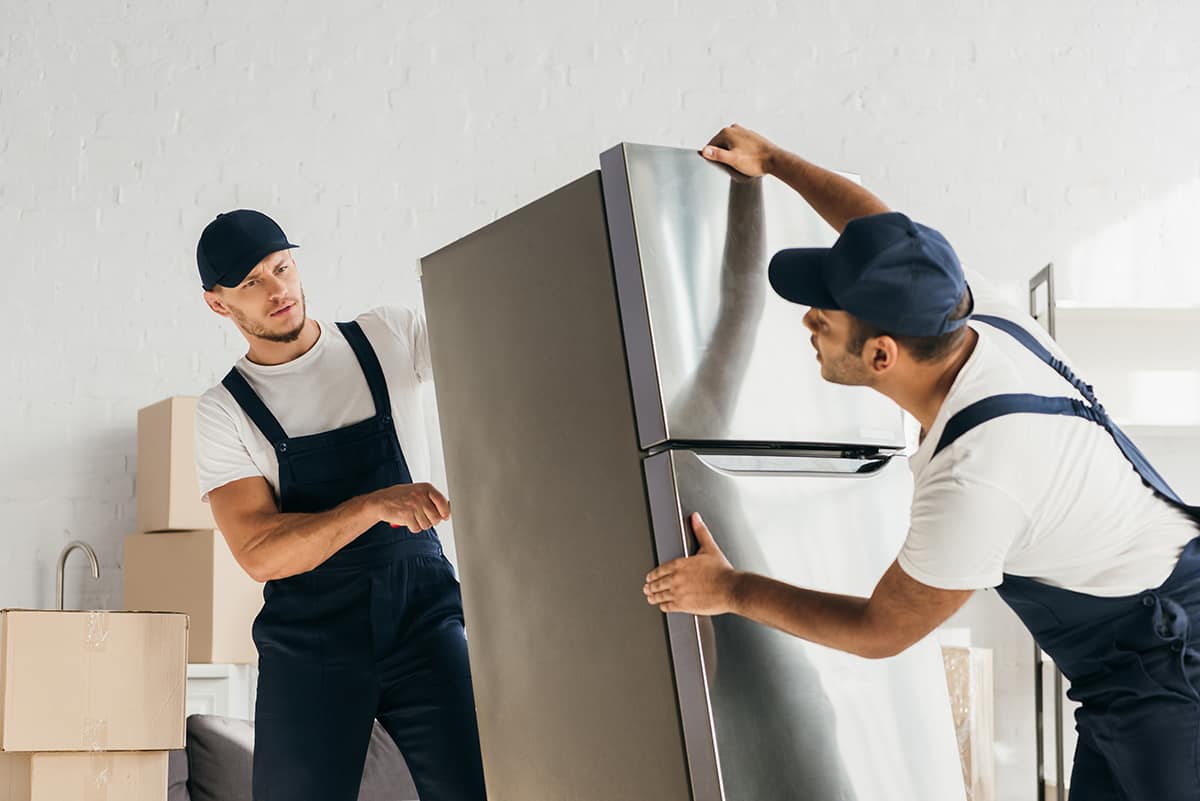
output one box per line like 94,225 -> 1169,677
353,491 -> 380,524
725,570 -> 751,614
762,146 -> 783,177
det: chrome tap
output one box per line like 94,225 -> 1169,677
55,541 -> 100,611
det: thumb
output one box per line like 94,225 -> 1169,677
691,512 -> 718,551
701,144 -> 733,165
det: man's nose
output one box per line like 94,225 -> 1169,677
265,273 -> 288,298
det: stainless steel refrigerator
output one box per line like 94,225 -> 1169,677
419,144 -> 966,801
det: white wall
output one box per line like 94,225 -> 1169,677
3,2 -> 1199,798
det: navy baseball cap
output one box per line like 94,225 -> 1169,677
768,212 -> 972,337
197,210 -> 298,291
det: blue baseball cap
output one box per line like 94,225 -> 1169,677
768,211 -> 972,337
197,210 -> 298,291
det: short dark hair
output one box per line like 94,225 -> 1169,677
847,289 -> 974,363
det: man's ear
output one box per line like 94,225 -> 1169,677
203,290 -> 232,318
868,335 -> 899,374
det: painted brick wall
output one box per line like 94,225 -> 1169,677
3,2 -> 1198,798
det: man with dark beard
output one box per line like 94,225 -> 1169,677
192,210 -> 486,801
645,126 -> 1200,801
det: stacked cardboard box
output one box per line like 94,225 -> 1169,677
125,397 -> 263,666
0,609 -> 187,801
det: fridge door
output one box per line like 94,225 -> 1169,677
644,449 -> 966,801
601,143 -> 907,451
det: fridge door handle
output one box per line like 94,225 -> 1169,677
690,451 -> 898,478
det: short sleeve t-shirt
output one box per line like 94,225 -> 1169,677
194,306 -> 433,505
898,273 -> 1197,597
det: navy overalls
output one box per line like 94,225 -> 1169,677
222,320 -> 487,801
934,314 -> 1200,800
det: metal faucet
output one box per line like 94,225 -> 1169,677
55,541 -> 100,611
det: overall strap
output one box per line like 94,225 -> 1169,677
972,314 -> 1104,410
221,368 -> 290,445
933,394 -> 1101,457
336,321 -> 392,419
935,315 -> 1191,510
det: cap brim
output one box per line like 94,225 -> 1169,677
768,248 -> 839,308
214,242 -> 299,288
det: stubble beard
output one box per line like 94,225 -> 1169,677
232,291 -> 308,344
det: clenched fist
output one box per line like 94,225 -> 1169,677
368,482 -> 451,533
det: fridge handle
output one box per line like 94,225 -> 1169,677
1028,263 -> 1056,339
690,452 -> 898,478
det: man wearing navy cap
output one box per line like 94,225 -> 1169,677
193,210 -> 487,801
645,125 -> 1200,800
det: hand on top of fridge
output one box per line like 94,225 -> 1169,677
700,124 -> 779,179
643,513 -> 742,616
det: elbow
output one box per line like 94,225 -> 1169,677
857,636 -> 914,661
237,552 -> 273,584
231,543 -> 278,583
244,562 -> 274,584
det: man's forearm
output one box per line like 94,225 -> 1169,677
766,150 -> 890,234
729,572 -> 896,659
241,494 -> 381,581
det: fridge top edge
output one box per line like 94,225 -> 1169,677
419,171 -> 603,264
602,141 -> 863,182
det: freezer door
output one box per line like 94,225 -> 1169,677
601,143 -> 907,450
645,449 -> 966,801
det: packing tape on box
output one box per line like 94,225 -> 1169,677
86,754 -> 112,801
84,611 -> 110,652
82,718 -> 109,751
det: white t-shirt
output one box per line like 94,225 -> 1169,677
899,274 -> 1197,597
194,306 -> 433,504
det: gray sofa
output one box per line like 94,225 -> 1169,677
169,715 -> 419,801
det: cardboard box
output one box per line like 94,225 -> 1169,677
137,397 -> 216,532
0,611 -> 187,752
124,530 -> 263,665
0,751 -> 167,801
942,645 -> 995,801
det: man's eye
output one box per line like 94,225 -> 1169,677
244,281 -> 256,288
277,265 -> 288,273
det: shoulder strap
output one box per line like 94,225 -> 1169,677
936,316 -> 1194,512
221,368 -> 289,445
933,394 -> 1098,457
336,321 -> 392,419
972,314 -> 1103,409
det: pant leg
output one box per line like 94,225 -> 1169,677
1068,728 -> 1127,801
374,555 -> 487,801
252,571 -> 381,801
1072,642 -> 1200,801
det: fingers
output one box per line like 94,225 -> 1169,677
645,559 -> 681,583
427,486 -> 451,518
644,576 -> 673,594
691,512 -> 717,551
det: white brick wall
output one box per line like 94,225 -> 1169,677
3,1 -> 1199,797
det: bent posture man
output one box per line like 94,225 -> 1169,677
646,125 -> 1200,801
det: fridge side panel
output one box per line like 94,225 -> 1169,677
420,173 -> 693,801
